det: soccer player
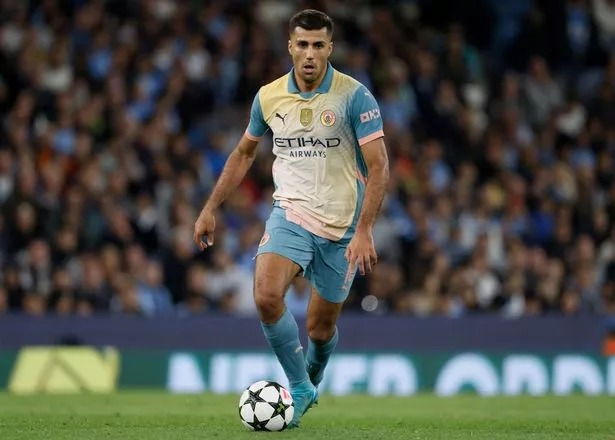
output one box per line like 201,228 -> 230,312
193,9 -> 389,427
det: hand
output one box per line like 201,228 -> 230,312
345,229 -> 377,276
193,209 -> 216,250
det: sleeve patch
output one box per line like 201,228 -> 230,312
359,109 -> 381,123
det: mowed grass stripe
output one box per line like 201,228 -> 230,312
0,392 -> 612,439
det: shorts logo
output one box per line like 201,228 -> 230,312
258,232 -> 270,247
341,263 -> 356,291
320,110 -> 336,127
300,108 -> 313,126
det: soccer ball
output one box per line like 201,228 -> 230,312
238,380 -> 294,431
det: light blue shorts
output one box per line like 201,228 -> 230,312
256,207 -> 356,303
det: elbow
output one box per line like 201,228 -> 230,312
374,158 -> 390,184
364,162 -> 389,188
235,148 -> 257,163
382,159 -> 390,184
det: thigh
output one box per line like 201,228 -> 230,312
254,209 -> 315,321
254,252 -> 301,323
254,252 -> 302,297
256,207 -> 314,274
307,237 -> 356,304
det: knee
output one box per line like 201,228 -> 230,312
254,282 -> 284,323
307,319 -> 336,344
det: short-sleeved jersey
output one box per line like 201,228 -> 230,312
246,63 -> 384,241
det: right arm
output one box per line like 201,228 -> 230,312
194,90 -> 268,250
193,135 -> 259,250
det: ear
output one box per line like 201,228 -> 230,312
288,39 -> 292,55
328,41 -> 333,57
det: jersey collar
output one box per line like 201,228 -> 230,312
288,62 -> 334,94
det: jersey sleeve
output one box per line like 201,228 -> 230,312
245,90 -> 268,140
349,85 -> 384,146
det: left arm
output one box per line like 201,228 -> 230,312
346,85 -> 389,275
345,137 -> 389,275
356,137 -> 389,233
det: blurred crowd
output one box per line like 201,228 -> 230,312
0,0 -> 614,317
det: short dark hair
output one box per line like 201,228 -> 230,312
288,9 -> 334,38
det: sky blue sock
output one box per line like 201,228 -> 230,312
306,326 -> 338,386
261,308 -> 311,390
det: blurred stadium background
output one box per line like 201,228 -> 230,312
0,0 -> 614,399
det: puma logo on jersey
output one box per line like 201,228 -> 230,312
275,112 -> 288,125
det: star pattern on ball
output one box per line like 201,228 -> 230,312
238,381 -> 294,432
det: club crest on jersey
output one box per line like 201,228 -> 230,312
320,110 -> 336,127
300,108 -> 313,126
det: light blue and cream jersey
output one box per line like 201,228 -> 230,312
246,63 -> 384,241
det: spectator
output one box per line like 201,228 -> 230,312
0,0 -> 613,317
522,56 -> 564,128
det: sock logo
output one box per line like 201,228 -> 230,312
295,346 -> 303,353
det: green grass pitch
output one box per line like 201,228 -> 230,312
0,392 -> 613,439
